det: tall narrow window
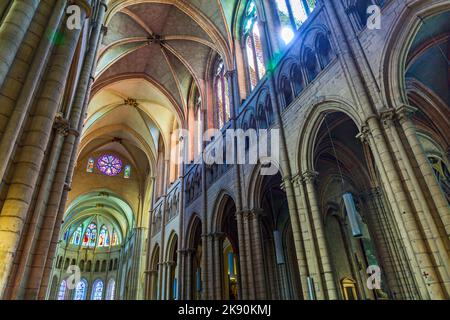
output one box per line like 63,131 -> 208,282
98,225 -> 109,247
57,280 -> 67,300
275,0 -> 317,44
111,230 -> 119,246
243,0 -> 266,91
194,89 -> 202,155
91,280 -> 104,300
124,165 -> 131,179
82,223 -> 97,247
106,279 -> 116,300
71,225 -> 83,245
214,58 -> 231,128
74,279 -> 88,300
86,158 -> 95,173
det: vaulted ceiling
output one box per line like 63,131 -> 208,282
82,1 -> 240,175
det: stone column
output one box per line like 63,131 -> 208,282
235,210 -> 248,299
397,105 -> 450,236
149,270 -> 158,300
213,232 -> 225,299
186,249 -> 193,300
206,233 -> 215,300
163,262 -> 169,300
368,117 -> 444,299
242,210 -> 256,299
249,208 -> 267,299
157,262 -> 164,300
0,0 -> 66,181
0,0 -> 40,89
302,171 -> 338,300
22,0 -> 105,299
0,1 -> 91,298
291,175 -> 314,299
177,250 -> 186,299
364,117 -> 445,299
382,111 -> 450,288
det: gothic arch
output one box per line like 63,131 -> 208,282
211,190 -> 237,232
296,98 -> 364,174
380,0 -> 450,108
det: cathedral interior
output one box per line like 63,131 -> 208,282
0,0 -> 449,301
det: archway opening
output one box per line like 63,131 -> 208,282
259,173 -> 301,300
313,111 -> 391,300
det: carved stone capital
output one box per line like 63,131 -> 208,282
302,171 -> 319,183
224,69 -> 236,79
396,104 -> 417,123
53,114 -> 70,136
356,125 -> 371,145
291,174 -> 302,186
212,232 -> 226,241
380,109 -> 396,128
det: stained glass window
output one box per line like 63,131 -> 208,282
243,0 -> 266,91
74,279 -> 87,300
106,279 -> 116,300
86,157 -> 95,173
91,280 -> 104,300
82,223 -> 97,247
98,225 -> 109,247
57,280 -> 67,300
124,165 -> 131,179
275,0 -> 316,44
71,225 -> 83,245
63,229 -> 70,241
111,230 -> 119,246
97,154 -> 122,176
215,58 -> 231,128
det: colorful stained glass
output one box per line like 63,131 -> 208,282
98,225 -> 109,247
74,279 -> 87,300
57,280 -> 67,300
86,158 -> 95,173
82,223 -> 97,247
71,225 -> 83,245
111,230 -> 119,246
97,154 -> 122,176
91,280 -> 104,300
124,165 -> 131,179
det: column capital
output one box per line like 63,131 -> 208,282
380,109 -> 396,128
212,232 -> 226,240
249,208 -> 264,217
396,104 -> 417,123
356,125 -> 371,145
53,114 -> 70,136
302,171 -> 319,183
101,25 -> 108,36
224,69 -> 236,79
236,209 -> 253,218
291,173 -> 302,186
